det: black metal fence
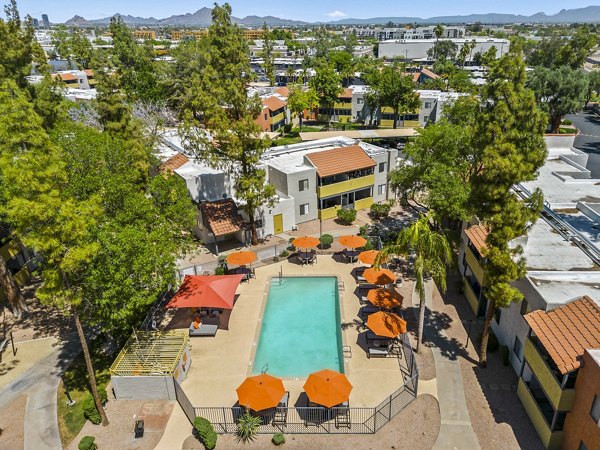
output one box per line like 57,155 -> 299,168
173,332 -> 419,435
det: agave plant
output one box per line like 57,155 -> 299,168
236,410 -> 262,444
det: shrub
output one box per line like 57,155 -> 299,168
236,410 -> 262,444
82,387 -> 108,425
283,123 -> 292,133
214,266 -> 226,275
78,436 -> 97,450
370,201 -> 392,220
193,417 -> 217,450
336,208 -> 357,225
272,432 -> 286,446
562,119 -> 572,125
279,250 -> 289,258
363,239 -> 374,251
359,225 -> 370,236
500,345 -> 510,366
319,234 -> 333,249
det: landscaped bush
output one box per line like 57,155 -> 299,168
78,436 -> 97,450
562,119 -> 573,125
82,387 -> 108,425
272,432 -> 286,446
336,208 -> 357,225
280,250 -> 289,258
359,225 -> 369,236
319,234 -> 333,249
370,201 -> 393,220
236,410 -> 262,443
214,266 -> 226,275
193,417 -> 218,450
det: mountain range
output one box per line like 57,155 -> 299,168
65,6 -> 600,27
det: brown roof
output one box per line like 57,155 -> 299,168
464,224 -> 489,253
200,199 -> 244,237
339,88 -> 353,99
57,73 -> 77,81
275,86 -> 289,97
159,153 -> 189,173
262,96 -> 286,111
524,297 -> 600,375
421,68 -> 440,80
306,145 -> 375,178
83,69 -> 94,77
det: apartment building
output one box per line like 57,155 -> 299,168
518,297 -> 600,450
343,26 -> 465,41
171,30 -> 208,41
258,96 -> 288,132
243,29 -> 265,40
133,30 -> 157,40
379,38 -> 510,61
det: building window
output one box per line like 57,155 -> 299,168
299,179 -> 309,191
513,336 -> 522,361
299,203 -> 309,216
424,102 -> 431,108
379,162 -> 386,173
494,307 -> 501,325
591,395 -> 600,424
377,184 -> 386,195
264,113 -> 268,121
520,299 -> 528,316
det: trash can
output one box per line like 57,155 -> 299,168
134,419 -> 144,438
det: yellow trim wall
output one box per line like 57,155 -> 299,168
318,197 -> 374,220
270,112 -> 285,125
355,197 -> 374,210
318,175 -> 375,198
517,379 -> 564,450
463,278 -> 480,314
524,338 -> 576,411
464,246 -> 486,286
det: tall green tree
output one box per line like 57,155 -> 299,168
287,84 -> 319,131
180,3 -> 276,245
309,62 -> 343,123
586,71 -> 600,106
471,45 -> 547,367
527,65 -> 588,133
373,65 -> 420,128
378,213 -> 453,352
261,22 -> 275,86
526,27 -> 597,69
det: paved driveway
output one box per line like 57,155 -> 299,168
566,110 -> 600,177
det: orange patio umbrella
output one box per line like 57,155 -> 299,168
226,251 -> 257,266
303,369 -> 353,408
358,250 -> 380,265
367,311 -> 407,338
236,374 -> 286,411
362,267 -> 396,285
292,236 -> 320,249
338,235 -> 367,249
367,288 -> 404,309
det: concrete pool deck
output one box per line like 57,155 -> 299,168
165,254 -> 410,410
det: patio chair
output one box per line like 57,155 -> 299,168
359,295 -> 369,305
359,305 -> 380,317
273,391 -> 289,426
335,401 -> 350,428
368,345 -> 391,358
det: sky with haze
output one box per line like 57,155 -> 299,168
17,1 -> 598,23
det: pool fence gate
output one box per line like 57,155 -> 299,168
173,332 -> 418,434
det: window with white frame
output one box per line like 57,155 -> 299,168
378,184 -> 386,195
379,162 -> 386,173
300,203 -> 309,215
299,179 -> 309,191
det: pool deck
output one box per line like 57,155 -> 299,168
165,254 -> 410,411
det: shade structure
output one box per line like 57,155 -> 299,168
226,251 -> 257,266
358,250 -> 379,265
236,374 -> 286,412
303,369 -> 352,408
367,311 -> 407,338
362,267 -> 396,285
338,235 -> 367,249
367,288 -> 404,309
292,236 -> 320,249
165,274 -> 244,309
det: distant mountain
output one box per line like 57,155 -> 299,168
65,7 -> 306,27
329,6 -> 600,24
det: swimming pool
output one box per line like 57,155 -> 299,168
252,276 -> 344,378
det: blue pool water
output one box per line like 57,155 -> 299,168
252,276 -> 344,377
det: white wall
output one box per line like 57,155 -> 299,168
379,39 -> 510,60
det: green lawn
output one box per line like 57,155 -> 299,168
273,136 -> 303,146
57,339 -> 113,447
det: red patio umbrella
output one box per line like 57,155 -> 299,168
165,274 -> 244,309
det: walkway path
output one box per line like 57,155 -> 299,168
0,337 -> 80,450
412,280 -> 480,450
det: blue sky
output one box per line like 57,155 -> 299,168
18,1 -> 598,23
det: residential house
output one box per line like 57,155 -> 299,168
258,96 -> 288,132
518,297 -> 600,450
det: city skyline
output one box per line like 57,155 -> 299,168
18,0 -> 599,24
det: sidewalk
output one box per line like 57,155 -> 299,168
413,280 -> 480,450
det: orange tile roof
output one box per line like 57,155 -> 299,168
421,68 -> 440,80
83,69 -> 94,77
464,224 -> 489,253
339,88 -> 353,99
412,73 -> 420,82
306,145 -> 375,178
200,199 -> 244,237
262,96 -> 286,111
58,73 -> 77,81
275,86 -> 289,97
159,153 -> 189,173
524,296 -> 600,375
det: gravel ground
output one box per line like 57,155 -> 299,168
69,398 -> 174,450
0,394 -> 26,449
430,273 -> 544,450
182,394 -> 440,450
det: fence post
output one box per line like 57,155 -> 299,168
388,394 -> 392,420
222,408 -> 228,433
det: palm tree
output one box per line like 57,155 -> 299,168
377,213 -> 453,352
434,24 -> 445,40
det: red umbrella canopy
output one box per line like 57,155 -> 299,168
166,275 -> 244,310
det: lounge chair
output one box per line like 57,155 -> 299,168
335,401 -> 350,428
359,305 -> 380,317
273,391 -> 289,426
368,345 -> 391,358
189,317 -> 219,336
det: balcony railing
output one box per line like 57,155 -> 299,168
318,175 -> 375,198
